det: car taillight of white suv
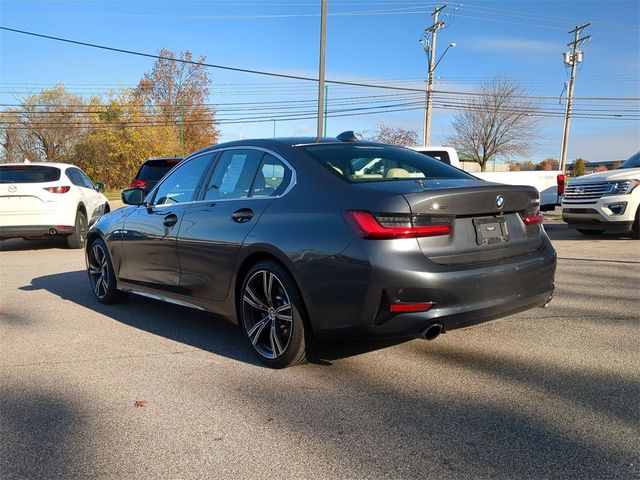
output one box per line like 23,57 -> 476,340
0,163 -> 109,248
561,151 -> 640,239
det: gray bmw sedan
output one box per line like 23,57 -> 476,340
86,133 -> 556,368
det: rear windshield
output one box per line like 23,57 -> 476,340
137,159 -> 181,181
300,144 -> 474,182
0,165 -> 61,183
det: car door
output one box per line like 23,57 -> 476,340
120,152 -> 214,291
69,168 -> 104,223
177,148 -> 294,301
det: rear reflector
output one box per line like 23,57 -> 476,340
55,225 -> 74,232
344,210 -> 452,239
131,179 -> 147,188
44,186 -> 70,194
523,214 -> 544,226
390,302 -> 435,313
557,173 -> 565,196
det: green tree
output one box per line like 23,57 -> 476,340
69,91 -> 181,189
571,158 -> 587,177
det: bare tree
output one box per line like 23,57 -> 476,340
359,123 -> 419,146
446,75 -> 541,171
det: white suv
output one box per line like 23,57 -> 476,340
0,163 -> 109,248
561,152 -> 640,239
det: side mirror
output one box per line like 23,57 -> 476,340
121,187 -> 146,206
94,182 -> 105,192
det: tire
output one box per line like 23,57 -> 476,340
66,210 -> 87,249
239,261 -> 313,368
87,238 -> 128,304
577,229 -> 605,236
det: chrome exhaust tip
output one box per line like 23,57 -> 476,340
48,228 -> 57,235
422,322 -> 444,341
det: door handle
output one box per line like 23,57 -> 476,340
231,208 -> 254,223
163,213 -> 178,228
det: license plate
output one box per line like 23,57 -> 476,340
473,216 -> 509,245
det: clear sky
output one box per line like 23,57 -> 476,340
1,0 -> 638,163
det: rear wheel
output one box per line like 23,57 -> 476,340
240,261 -> 312,368
577,228 -> 604,236
66,210 -> 87,249
87,238 -> 128,304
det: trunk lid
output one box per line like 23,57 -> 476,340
360,179 -> 543,265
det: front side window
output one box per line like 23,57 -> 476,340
153,153 -> 213,206
67,168 -> 94,189
301,144 -> 474,182
203,149 -> 263,201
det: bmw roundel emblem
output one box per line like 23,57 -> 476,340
496,194 -> 505,209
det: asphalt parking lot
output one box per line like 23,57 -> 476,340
1,216 -> 639,479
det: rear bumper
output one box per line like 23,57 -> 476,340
0,225 -> 73,239
302,235 -> 557,339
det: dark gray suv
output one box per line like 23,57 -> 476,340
86,133 -> 556,368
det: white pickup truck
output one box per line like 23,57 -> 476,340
411,146 -> 565,211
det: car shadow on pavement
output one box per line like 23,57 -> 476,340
544,223 -> 636,241
20,270 -> 411,366
0,387 -> 83,479
0,237 -> 69,252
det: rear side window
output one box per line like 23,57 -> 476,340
137,159 -> 181,181
251,154 -> 292,197
300,144 -> 473,182
0,165 -> 61,183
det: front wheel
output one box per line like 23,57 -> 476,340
240,261 -> 312,368
87,238 -> 128,304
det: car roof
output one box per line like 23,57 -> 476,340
0,162 -> 76,169
190,136 -> 387,156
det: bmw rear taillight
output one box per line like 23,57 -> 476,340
44,186 -> 70,194
131,179 -> 147,188
344,210 -> 452,239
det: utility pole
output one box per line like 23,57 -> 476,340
316,0 -> 327,141
560,22 -> 590,172
421,4 -> 446,146
323,85 -> 328,137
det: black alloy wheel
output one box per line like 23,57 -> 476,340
87,238 -> 127,304
240,261 -> 310,368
